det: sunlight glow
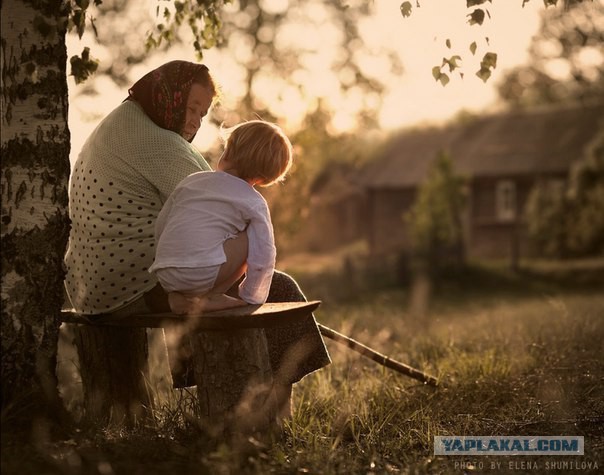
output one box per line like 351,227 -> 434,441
259,0 -> 289,15
543,58 -> 572,81
67,0 -> 546,163
576,47 -> 604,81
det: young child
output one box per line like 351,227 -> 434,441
149,120 -> 293,314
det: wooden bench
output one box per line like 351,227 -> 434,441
61,301 -> 321,437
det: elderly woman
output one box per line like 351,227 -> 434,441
64,60 -> 330,415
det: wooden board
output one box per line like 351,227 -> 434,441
61,300 -> 321,330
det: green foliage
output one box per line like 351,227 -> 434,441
69,47 -> 98,84
432,53 -> 463,86
442,55 -> 462,73
401,0 -> 593,85
431,66 -> 450,86
525,182 -> 570,257
403,0 -> 496,82
467,8 -> 486,25
475,51 -> 497,82
498,1 -> 604,106
405,151 -> 467,265
520,0 -> 590,9
400,1 -> 412,17
66,0 -> 596,88
66,1 -> 103,39
145,0 -> 231,60
66,0 -> 102,83
129,0 -> 390,130
526,130 -> 604,257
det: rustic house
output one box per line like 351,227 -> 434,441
297,162 -> 368,252
362,101 -> 604,260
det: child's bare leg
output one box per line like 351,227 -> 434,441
213,233 -> 249,294
189,233 -> 251,312
167,233 -> 252,314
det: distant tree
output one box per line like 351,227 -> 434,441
524,183 -> 570,257
61,0 -> 601,148
405,151 -> 467,271
526,128 -> 604,257
502,1 -> 604,259
263,104 -> 376,253
497,0 -> 604,107
102,0 -> 399,132
403,151 -> 466,320
95,0 -> 598,129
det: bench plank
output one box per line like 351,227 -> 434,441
61,300 -> 321,330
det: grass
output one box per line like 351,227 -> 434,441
279,292 -> 603,474
2,258 -> 603,474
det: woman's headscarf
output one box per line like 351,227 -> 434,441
126,60 -> 215,142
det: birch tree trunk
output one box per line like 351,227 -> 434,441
1,0 -> 71,429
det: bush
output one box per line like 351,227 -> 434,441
526,129 -> 604,258
405,150 -> 467,274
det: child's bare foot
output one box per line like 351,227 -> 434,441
168,292 -> 247,315
203,293 -> 248,312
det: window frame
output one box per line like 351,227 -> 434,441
495,179 -> 516,222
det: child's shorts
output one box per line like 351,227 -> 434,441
154,265 -> 221,295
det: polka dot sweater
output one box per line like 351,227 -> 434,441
64,100 -> 211,314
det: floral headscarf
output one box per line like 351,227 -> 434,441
126,60 -> 215,142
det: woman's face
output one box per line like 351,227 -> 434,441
181,83 -> 214,141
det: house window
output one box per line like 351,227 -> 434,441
496,180 -> 516,222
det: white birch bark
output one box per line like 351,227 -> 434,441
1,0 -> 71,418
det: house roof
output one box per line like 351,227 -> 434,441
363,101 -> 604,189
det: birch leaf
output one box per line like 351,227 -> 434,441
467,9 -> 485,25
400,1 -> 413,17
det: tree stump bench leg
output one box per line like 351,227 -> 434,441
190,328 -> 280,439
71,324 -> 151,426
70,324 -> 285,435
62,302 -> 322,433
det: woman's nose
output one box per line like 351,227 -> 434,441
188,117 -> 200,130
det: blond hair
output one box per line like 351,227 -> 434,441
221,120 -> 293,186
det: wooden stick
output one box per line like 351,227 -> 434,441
318,324 -> 438,387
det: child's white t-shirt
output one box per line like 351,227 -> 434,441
149,171 -> 276,304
